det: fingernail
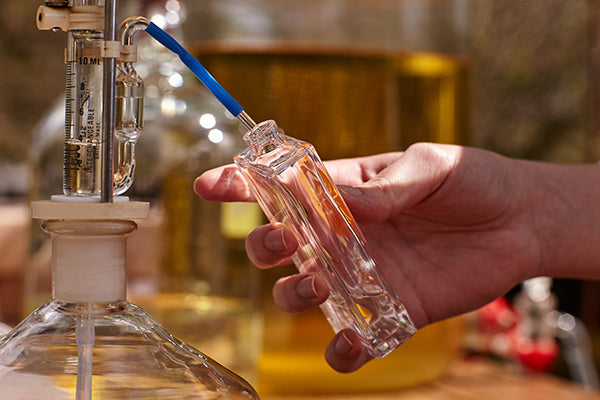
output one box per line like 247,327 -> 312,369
297,276 -> 318,299
334,332 -> 354,355
264,226 -> 288,252
338,185 -> 362,196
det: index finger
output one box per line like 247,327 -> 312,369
194,164 -> 255,202
194,152 -> 404,203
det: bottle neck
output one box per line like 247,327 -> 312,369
43,219 -> 136,303
244,120 -> 283,156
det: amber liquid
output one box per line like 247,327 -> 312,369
63,140 -> 101,195
191,43 -> 469,394
192,44 -> 398,158
396,52 -> 471,148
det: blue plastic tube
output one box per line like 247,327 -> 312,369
144,22 -> 244,118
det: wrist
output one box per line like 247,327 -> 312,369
525,161 -> 600,280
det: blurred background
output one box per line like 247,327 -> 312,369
0,0 -> 599,396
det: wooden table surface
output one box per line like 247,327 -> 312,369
262,358 -> 600,400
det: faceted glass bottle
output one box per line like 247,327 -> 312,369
0,212 -> 259,400
234,120 -> 416,358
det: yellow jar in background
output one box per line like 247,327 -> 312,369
258,310 -> 463,394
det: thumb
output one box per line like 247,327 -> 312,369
337,144 -> 460,222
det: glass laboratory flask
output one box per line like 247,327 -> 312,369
27,0 -> 263,383
1,203 -> 259,399
183,0 -> 467,394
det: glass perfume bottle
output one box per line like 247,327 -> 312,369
0,201 -> 260,399
234,120 -> 416,358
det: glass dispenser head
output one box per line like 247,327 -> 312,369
36,2 -> 144,199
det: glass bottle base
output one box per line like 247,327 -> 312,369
0,300 -> 259,399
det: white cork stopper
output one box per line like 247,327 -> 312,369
42,219 -> 138,303
32,199 -> 149,303
52,232 -> 127,303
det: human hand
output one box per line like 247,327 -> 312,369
194,142 -> 598,372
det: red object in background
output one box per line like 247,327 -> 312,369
478,297 -> 519,334
514,338 -> 560,373
475,297 -> 560,373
